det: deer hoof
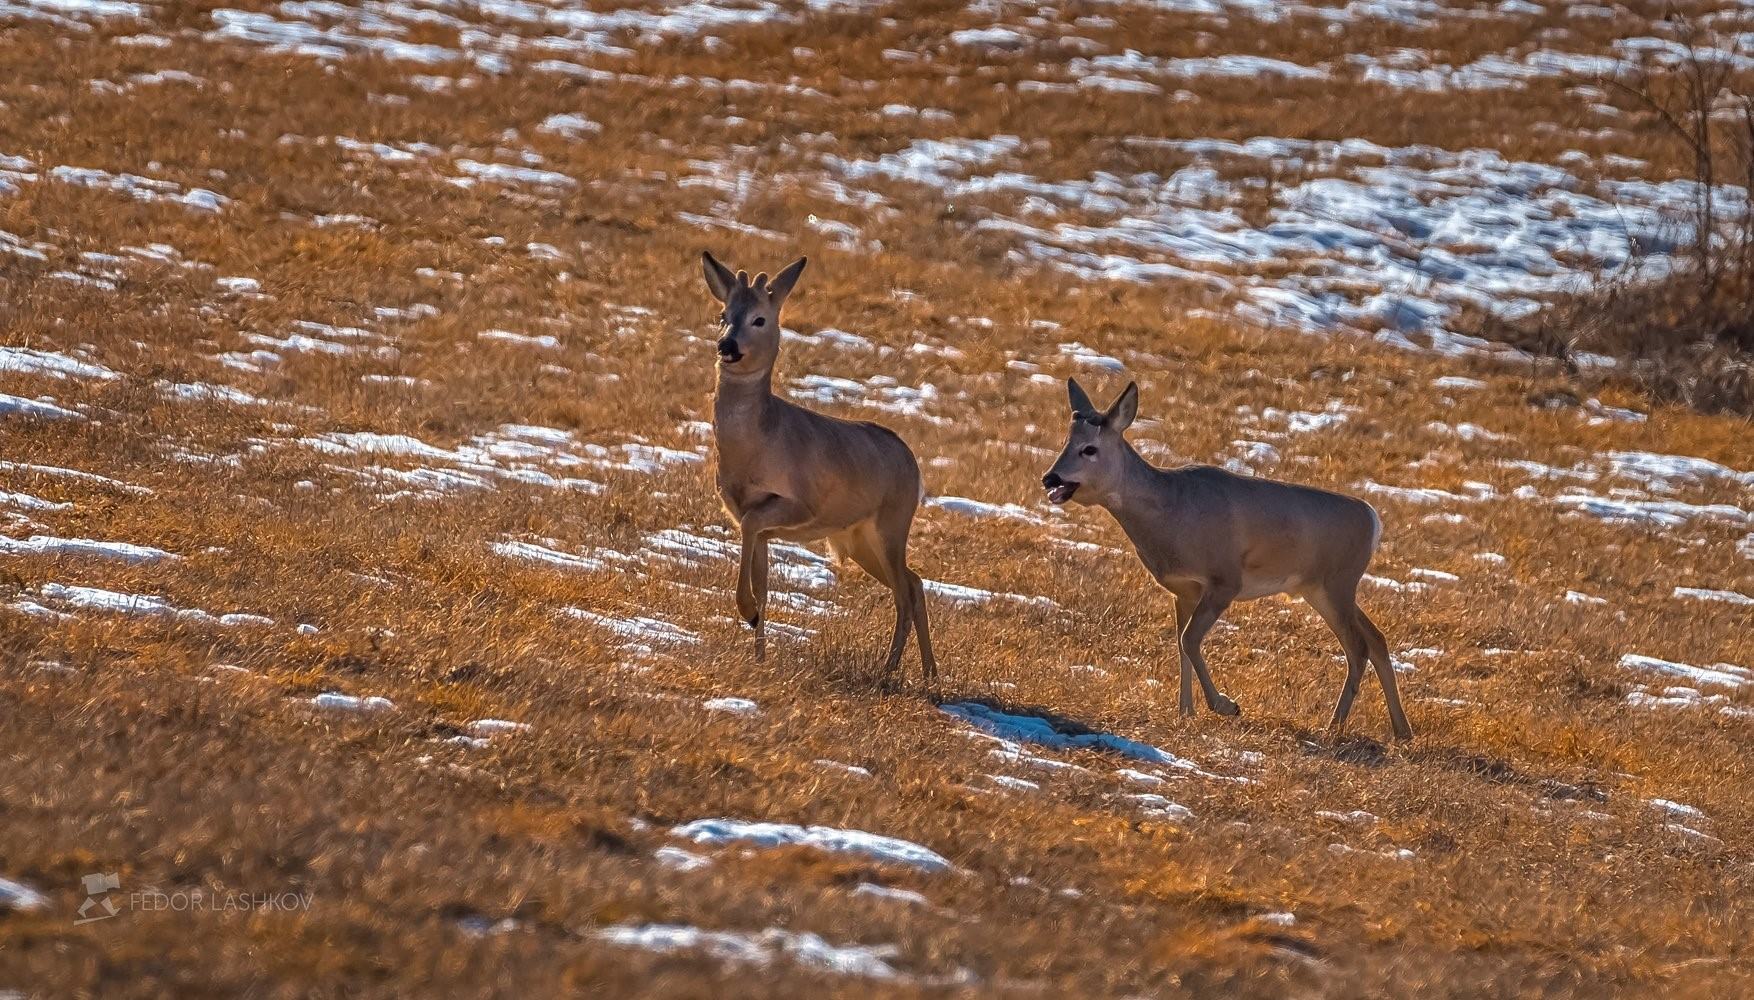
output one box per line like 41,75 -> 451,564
1211,697 -> 1241,717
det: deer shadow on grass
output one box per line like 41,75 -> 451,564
1413,745 -> 1607,802
1295,729 -> 1607,801
1293,730 -> 1395,768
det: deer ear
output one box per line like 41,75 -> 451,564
1106,381 -> 1139,432
1067,377 -> 1096,416
702,251 -> 735,303
767,256 -> 807,308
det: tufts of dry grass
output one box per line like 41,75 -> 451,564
1,0 -> 1752,997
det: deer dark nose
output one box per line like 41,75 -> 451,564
716,335 -> 740,359
1042,472 -> 1064,489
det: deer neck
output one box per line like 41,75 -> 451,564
1101,440 -> 1175,529
713,366 -> 775,438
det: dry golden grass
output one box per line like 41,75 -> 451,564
2,0 -> 1752,996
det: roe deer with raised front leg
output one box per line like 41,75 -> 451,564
1041,378 -> 1412,741
700,251 -> 937,683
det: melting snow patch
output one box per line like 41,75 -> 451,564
37,582 -> 247,623
949,26 -> 1030,49
1618,654 -> 1750,691
1360,481 -> 1480,506
790,374 -> 947,426
925,495 -> 1043,525
1364,574 -> 1432,594
310,692 -> 394,712
1601,451 -> 1753,489
653,846 -> 712,872
1672,587 -> 1753,607
1253,401 -> 1356,435
814,759 -> 872,778
479,329 -> 560,349
592,924 -> 904,981
1624,686 -> 1752,719
1432,376 -> 1487,390
491,538 -> 620,573
1058,342 -> 1125,372
1553,493 -> 1750,529
1666,824 -> 1722,847
853,883 -> 928,906
784,326 -> 877,352
0,877 -> 47,913
703,697 -> 759,715
44,163 -> 227,212
1648,799 -> 1706,821
0,490 -> 70,512
454,159 -> 575,189
565,608 -> 702,646
1125,794 -> 1196,821
827,130 -> 1746,353
0,535 -> 176,563
468,719 -> 529,736
1316,809 -> 1378,826
160,382 -> 274,407
584,441 -> 705,475
299,426 -> 611,498
0,393 -> 81,420
0,346 -> 118,380
924,580 -> 1058,612
671,819 -> 954,873
537,113 -> 601,139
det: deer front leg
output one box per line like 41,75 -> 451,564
1181,583 -> 1240,717
742,536 -> 771,661
734,495 -> 812,659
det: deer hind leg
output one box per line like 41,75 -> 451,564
840,523 -> 912,677
1305,586 -> 1370,737
1180,582 -> 1241,717
880,503 -> 936,686
1167,584 -> 1199,717
735,495 -> 812,662
1356,608 -> 1413,741
1307,586 -> 1412,741
906,569 -> 936,684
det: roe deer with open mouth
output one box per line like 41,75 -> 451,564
1042,378 -> 1411,741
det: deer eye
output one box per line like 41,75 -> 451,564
1081,446 -> 1098,457
751,317 -> 766,327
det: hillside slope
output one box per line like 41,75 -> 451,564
2,0 -> 1752,995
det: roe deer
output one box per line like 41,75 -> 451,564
1041,378 -> 1411,741
700,251 -> 936,682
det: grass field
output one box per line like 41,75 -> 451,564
2,0 -> 1752,996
